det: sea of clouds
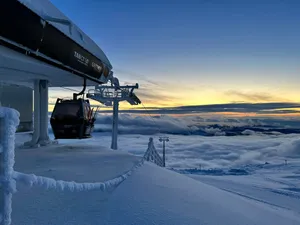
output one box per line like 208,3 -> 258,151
50,130 -> 300,171
91,113 -> 300,136
113,133 -> 300,170
46,112 -> 300,170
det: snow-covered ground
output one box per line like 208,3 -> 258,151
8,132 -> 300,224
188,163 -> 300,213
12,133 -> 141,224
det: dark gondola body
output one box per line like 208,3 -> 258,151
50,98 -> 95,139
0,0 -> 112,83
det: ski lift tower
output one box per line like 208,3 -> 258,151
87,81 -> 141,150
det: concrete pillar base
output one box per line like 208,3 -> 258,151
23,139 -> 58,148
24,79 -> 53,148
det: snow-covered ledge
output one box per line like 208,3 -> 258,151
0,107 -> 20,225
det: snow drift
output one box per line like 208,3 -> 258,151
100,162 -> 300,225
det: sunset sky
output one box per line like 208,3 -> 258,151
49,0 -> 300,115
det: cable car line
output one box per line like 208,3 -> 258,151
49,77 -> 162,139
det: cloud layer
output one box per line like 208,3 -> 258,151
56,132 -> 300,170
48,111 -> 300,136
44,111 -> 300,171
91,113 -> 300,136
46,109 -> 300,171
98,102 -> 300,115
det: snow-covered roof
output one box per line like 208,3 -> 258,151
17,0 -> 112,69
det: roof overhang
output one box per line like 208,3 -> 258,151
0,45 -> 101,88
0,0 -> 113,89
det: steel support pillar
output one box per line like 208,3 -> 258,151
87,82 -> 140,150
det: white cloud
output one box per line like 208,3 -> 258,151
111,133 -> 300,169
45,112 -> 300,170
93,113 -> 195,135
204,127 -> 226,136
241,129 -> 257,135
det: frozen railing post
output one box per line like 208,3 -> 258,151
0,116 -> 3,225
0,107 -> 20,225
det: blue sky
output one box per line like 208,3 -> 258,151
49,0 -> 300,112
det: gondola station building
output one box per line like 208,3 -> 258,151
0,0 -> 113,146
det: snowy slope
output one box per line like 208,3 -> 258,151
100,162 -> 300,225
17,0 -> 112,68
189,163 -> 300,214
10,134 -> 300,224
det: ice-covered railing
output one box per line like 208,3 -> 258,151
0,107 -> 19,225
13,160 -> 144,192
143,138 -> 164,167
0,107 -> 144,225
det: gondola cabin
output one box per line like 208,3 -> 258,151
50,98 -> 95,139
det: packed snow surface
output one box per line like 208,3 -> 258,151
8,133 -> 300,224
100,162 -> 300,225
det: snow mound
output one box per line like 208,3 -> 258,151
100,162 -> 300,225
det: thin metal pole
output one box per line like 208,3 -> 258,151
159,137 -> 169,168
111,100 -> 119,150
163,141 -> 165,167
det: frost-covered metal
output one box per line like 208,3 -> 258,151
0,107 -> 20,225
159,137 -> 169,167
144,138 -> 164,167
87,83 -> 141,107
13,160 -> 144,192
87,80 -> 141,150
